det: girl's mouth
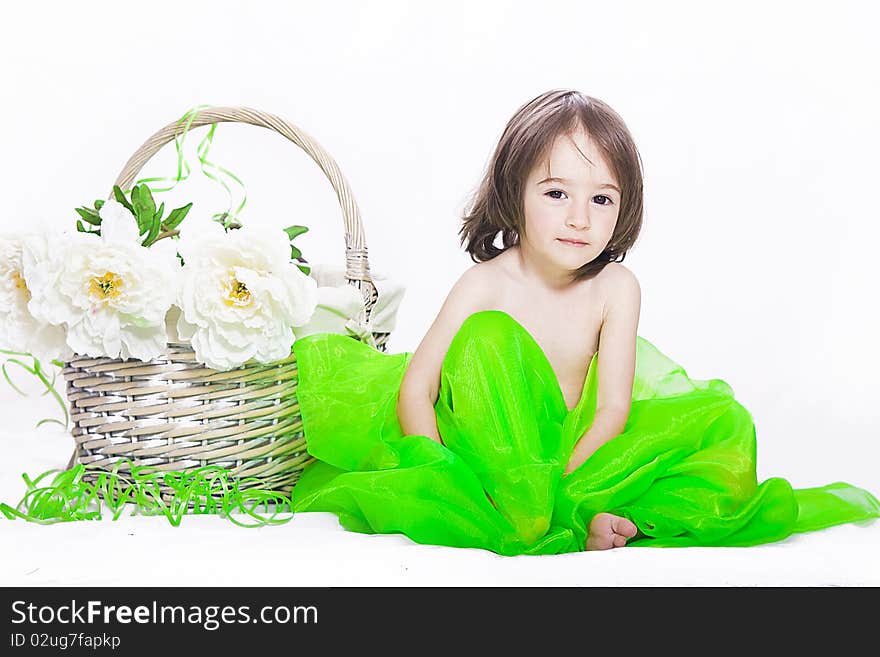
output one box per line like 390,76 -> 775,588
557,239 -> 588,247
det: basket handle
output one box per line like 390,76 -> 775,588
108,105 -> 378,325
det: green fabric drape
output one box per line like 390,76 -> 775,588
290,310 -> 880,556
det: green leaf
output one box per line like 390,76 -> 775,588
130,184 -> 157,234
154,201 -> 165,223
283,225 -> 309,241
129,186 -> 144,233
93,199 -> 105,211
139,184 -> 157,215
142,214 -> 161,247
290,245 -> 302,260
75,207 -> 102,226
164,203 -> 192,230
113,185 -> 135,215
76,220 -> 99,236
296,263 -> 311,277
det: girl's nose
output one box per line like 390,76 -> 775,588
568,201 -> 592,228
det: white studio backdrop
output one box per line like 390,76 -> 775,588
1,0 -> 877,504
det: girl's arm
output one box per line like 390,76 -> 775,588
397,265 -> 488,445
564,264 -> 641,475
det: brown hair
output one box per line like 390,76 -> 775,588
459,89 -> 644,282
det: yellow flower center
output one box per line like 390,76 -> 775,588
89,272 -> 124,301
225,276 -> 252,307
12,270 -> 31,302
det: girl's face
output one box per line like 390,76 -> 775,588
521,129 -> 621,278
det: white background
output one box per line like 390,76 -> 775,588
1,0 -> 878,586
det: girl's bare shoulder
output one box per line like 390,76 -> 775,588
597,261 -> 637,283
596,262 -> 639,294
595,262 -> 641,323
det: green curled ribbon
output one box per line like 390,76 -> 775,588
1,349 -> 69,430
0,459 -> 295,528
125,103 -> 248,229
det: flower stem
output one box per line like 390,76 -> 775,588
153,229 -> 180,243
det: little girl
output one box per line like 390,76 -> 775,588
289,90 -> 879,555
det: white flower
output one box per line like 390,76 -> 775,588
176,220 -> 319,370
0,232 -> 69,363
26,200 -> 180,361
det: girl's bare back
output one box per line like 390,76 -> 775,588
475,246 -> 609,412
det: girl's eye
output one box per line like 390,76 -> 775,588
545,190 -> 615,206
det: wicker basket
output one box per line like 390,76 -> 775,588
62,106 -> 389,500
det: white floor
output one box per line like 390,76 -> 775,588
2,391 -> 878,588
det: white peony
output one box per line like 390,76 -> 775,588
0,232 -> 69,363
25,200 -> 180,361
175,219 -> 319,371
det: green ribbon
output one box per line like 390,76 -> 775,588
124,103 -> 248,228
0,459 -> 295,528
1,349 -> 68,430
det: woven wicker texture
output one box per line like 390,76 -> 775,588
63,106 -> 387,499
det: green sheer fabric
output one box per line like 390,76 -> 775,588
290,310 -> 879,555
